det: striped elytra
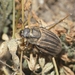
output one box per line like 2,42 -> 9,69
20,27 -> 62,57
36,27 -> 62,56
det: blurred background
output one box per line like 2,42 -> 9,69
0,0 -> 75,75
0,0 -> 75,39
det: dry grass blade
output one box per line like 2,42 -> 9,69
12,0 -> 15,38
0,60 -> 16,71
20,51 -> 23,75
52,57 -> 59,75
47,14 -> 70,29
63,66 -> 74,75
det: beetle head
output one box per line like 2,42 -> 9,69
20,27 -> 41,39
20,28 -> 30,38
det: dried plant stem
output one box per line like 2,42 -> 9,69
21,0 -> 25,31
20,51 -> 23,75
52,57 -> 59,75
47,14 -> 70,29
0,60 -> 16,71
12,0 -> 15,38
28,13 -> 31,28
19,0 -> 25,75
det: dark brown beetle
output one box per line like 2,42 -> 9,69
19,14 -> 70,57
20,27 -> 62,57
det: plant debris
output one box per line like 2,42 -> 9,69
0,0 -> 75,75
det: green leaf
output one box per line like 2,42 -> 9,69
23,59 -> 28,68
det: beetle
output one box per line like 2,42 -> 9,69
20,27 -> 62,57
19,14 -> 70,57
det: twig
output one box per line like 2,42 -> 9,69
20,51 -> 23,75
0,60 -> 16,71
12,0 -> 15,38
52,57 -> 59,75
28,13 -> 31,28
22,0 -> 25,29
19,0 -> 25,75
46,14 -> 70,29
